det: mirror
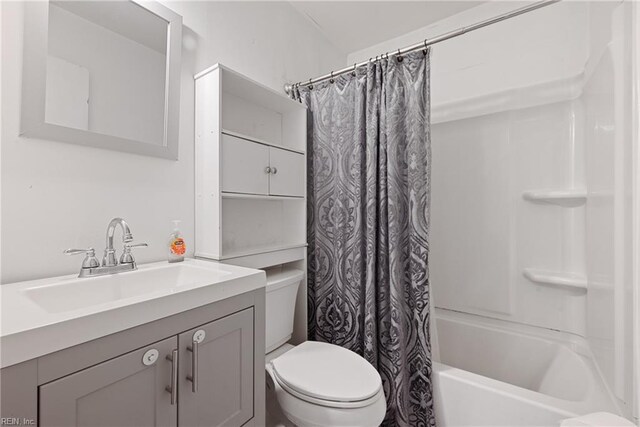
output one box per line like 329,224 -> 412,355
21,0 -> 182,159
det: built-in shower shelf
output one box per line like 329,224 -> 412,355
523,268 -> 587,293
522,189 -> 587,207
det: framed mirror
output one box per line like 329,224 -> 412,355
21,0 -> 182,160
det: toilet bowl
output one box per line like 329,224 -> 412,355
266,341 -> 386,427
264,268 -> 386,427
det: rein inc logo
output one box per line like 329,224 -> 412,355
0,419 -> 35,426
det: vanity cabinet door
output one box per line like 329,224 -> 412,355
178,308 -> 254,427
221,134 -> 270,195
268,147 -> 305,197
39,337 -> 178,427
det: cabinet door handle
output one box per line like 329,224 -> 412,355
165,349 -> 178,405
271,167 -> 278,175
264,166 -> 272,174
187,341 -> 199,392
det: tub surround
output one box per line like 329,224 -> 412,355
0,258 -> 265,368
353,0 -> 635,417
434,308 -> 622,425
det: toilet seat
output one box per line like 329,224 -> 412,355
272,370 -> 383,409
270,341 -> 382,409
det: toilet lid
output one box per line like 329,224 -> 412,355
271,341 -> 382,403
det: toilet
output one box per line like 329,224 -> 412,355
264,268 -> 386,427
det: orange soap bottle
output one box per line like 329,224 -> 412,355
168,220 -> 186,263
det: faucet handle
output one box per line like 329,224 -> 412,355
64,248 -> 95,256
126,243 -> 149,249
64,248 -> 100,269
120,242 -> 148,264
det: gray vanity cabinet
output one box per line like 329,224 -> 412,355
39,337 -> 178,427
0,289 -> 266,427
178,308 -> 254,427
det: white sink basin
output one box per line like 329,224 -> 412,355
1,259 -> 265,369
23,263 -> 231,313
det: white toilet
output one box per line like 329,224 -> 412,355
264,268 -> 386,427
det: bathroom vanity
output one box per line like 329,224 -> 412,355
0,259 -> 266,427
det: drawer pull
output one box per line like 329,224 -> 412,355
165,349 -> 178,405
187,329 -> 204,393
187,341 -> 199,392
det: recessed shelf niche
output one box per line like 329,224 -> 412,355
522,189 -> 587,207
523,268 -> 587,293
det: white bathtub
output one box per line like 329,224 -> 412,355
433,309 -> 622,426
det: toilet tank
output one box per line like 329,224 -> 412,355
265,268 -> 303,353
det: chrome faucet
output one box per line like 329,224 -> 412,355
103,218 -> 133,267
64,217 -> 147,278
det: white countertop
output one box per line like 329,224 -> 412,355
0,259 -> 266,369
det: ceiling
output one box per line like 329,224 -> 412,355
290,1 -> 485,54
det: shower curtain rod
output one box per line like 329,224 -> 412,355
284,0 -> 560,94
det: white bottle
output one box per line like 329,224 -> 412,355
168,220 -> 186,263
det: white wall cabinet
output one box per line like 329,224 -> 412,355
195,64 -> 307,264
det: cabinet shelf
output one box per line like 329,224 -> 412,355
221,192 -> 304,201
198,243 -> 307,261
522,189 -> 586,207
523,268 -> 587,293
221,129 -> 305,155
221,243 -> 307,260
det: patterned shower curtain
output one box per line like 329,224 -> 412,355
291,49 -> 435,427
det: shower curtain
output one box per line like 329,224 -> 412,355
292,49 -> 435,427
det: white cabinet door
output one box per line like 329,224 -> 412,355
269,148 -> 305,197
221,134 -> 270,195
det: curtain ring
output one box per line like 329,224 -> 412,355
396,48 -> 403,62
352,63 -> 357,76
329,71 -> 335,84
308,78 -> 313,90
423,39 -> 428,55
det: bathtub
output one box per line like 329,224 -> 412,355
433,309 -> 622,426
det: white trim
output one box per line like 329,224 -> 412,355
432,72 -> 584,124
631,1 -> 640,421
